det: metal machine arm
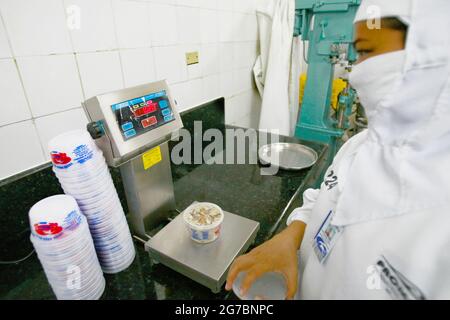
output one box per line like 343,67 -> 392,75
294,0 -> 360,157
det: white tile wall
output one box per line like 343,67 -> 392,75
202,74 -> 220,102
234,41 -> 258,69
177,7 -> 201,45
171,78 -> 203,110
0,121 -> 45,180
218,11 -> 234,42
0,59 -> 31,126
0,18 -> 12,58
233,67 -> 255,94
219,71 -> 234,98
234,12 -> 258,42
1,0 -> 72,56
76,51 -> 124,98
218,1 -> 233,11
200,9 -> 219,44
153,46 -> 187,84
120,48 -> 157,87
113,0 -> 151,49
201,44 -> 220,76
197,0 -> 217,10
219,43 -> 234,73
177,0 -> 200,7
17,54 -> 84,117
226,89 -> 261,129
233,0 -> 257,13
35,108 -> 88,160
64,0 -> 117,52
0,0 -> 261,180
149,4 -> 178,47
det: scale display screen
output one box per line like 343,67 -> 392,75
111,90 -> 175,141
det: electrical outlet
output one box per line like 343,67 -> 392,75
186,52 -> 199,65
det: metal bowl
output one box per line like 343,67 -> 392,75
258,143 -> 318,171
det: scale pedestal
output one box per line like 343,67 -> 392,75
120,142 -> 176,237
145,204 -> 260,293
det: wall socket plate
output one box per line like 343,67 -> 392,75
186,52 -> 199,65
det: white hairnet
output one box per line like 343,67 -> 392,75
332,0 -> 450,226
354,0 -> 412,25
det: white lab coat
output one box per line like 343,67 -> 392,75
288,131 -> 450,299
254,0 -> 302,136
287,0 -> 450,299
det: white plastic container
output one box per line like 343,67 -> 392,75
29,195 -> 83,241
48,130 -> 101,171
183,202 -> 224,244
48,130 -> 136,274
232,272 -> 287,300
29,195 -> 105,300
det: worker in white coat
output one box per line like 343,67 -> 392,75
226,0 -> 450,300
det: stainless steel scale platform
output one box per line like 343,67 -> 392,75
83,81 -> 260,293
146,204 -> 260,293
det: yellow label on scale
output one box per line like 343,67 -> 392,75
142,146 -> 162,170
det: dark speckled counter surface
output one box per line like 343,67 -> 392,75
0,100 -> 328,300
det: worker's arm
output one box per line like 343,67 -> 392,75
225,186 -> 320,299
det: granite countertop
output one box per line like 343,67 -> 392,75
0,101 -> 329,300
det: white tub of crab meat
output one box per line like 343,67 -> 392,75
183,202 -> 224,244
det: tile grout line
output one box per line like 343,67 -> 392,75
148,2 -> 160,87
0,40 -> 258,59
110,0 -> 127,90
61,0 -> 87,104
0,106 -> 85,129
0,6 -> 35,123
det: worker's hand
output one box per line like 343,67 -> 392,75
225,221 -> 306,300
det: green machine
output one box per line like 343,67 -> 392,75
294,0 -> 361,158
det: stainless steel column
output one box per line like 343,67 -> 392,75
120,142 -> 176,237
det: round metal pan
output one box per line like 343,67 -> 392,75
258,143 -> 318,171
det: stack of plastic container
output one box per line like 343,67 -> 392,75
29,195 -> 105,300
48,130 -> 135,274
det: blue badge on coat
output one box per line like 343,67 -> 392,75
312,210 -> 343,264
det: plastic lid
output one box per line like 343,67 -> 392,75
183,202 -> 224,231
29,195 -> 83,240
48,129 -> 93,152
48,130 -> 100,169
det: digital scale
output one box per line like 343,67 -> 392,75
82,81 -> 259,293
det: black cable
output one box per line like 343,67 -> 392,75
0,249 -> 35,265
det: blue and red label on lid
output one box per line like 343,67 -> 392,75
32,210 -> 83,241
50,144 -> 95,169
34,222 -> 63,237
50,152 -> 72,168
